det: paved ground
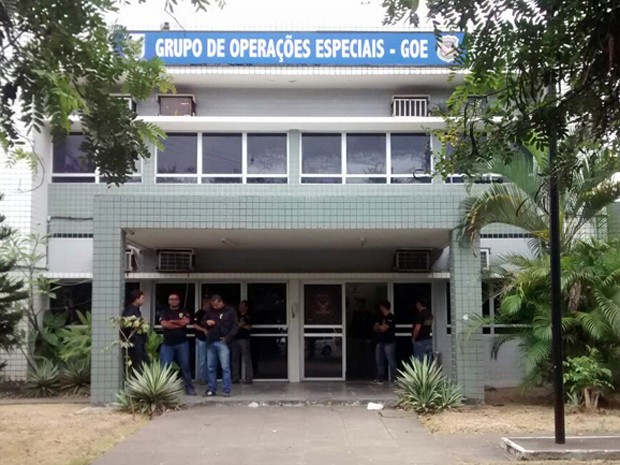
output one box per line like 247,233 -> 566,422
92,405 -> 512,465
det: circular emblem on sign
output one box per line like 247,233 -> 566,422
437,35 -> 459,63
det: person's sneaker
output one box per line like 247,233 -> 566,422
186,388 -> 197,396
369,379 -> 384,385
222,392 -> 231,397
203,390 -> 215,397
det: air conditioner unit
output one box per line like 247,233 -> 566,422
157,94 -> 196,116
156,249 -> 195,272
125,249 -> 137,272
112,94 -> 137,112
391,95 -> 429,117
394,249 -> 431,272
480,248 -> 490,271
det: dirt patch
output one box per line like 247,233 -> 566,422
0,404 -> 147,465
421,387 -> 620,435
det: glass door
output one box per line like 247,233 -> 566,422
303,284 -> 344,379
247,283 -> 288,380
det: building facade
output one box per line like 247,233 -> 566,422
1,29 -> 527,403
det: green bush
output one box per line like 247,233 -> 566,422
25,358 -> 61,398
58,311 -> 91,362
61,357 -> 90,395
145,328 -> 163,363
395,356 -> 463,413
115,362 -> 184,418
564,347 -> 613,410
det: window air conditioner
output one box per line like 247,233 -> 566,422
112,94 -> 137,112
156,249 -> 195,272
391,95 -> 429,117
480,248 -> 490,271
125,249 -> 137,272
158,94 -> 196,116
394,249 -> 431,272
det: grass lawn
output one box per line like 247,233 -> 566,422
0,404 -> 148,465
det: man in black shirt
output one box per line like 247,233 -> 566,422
371,300 -> 397,385
231,300 -> 253,384
160,293 -> 196,396
202,294 -> 238,397
121,289 -> 149,373
193,295 -> 211,384
412,298 -> 433,362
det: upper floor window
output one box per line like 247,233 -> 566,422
157,132 -> 288,184
301,133 -> 431,184
52,134 -> 142,183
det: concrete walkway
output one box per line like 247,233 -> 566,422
93,405 -> 511,465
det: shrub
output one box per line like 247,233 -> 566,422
145,328 -> 163,363
395,356 -> 463,413
564,347 -> 613,410
58,311 -> 91,362
25,358 -> 61,397
115,362 -> 184,418
61,357 -> 90,395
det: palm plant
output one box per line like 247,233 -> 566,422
458,143 -> 620,251
459,145 -> 620,385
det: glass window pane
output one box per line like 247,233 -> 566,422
53,135 -> 94,174
304,335 -> 343,378
202,134 -> 242,174
201,177 -> 242,184
393,283 -> 432,325
345,177 -> 386,184
51,176 -> 95,183
49,282 -> 92,325
253,336 -> 288,379
347,134 -> 386,175
247,283 -> 287,325
247,134 -> 287,175
201,284 -> 241,310
246,178 -> 287,184
304,284 -> 342,326
157,133 -> 197,174
390,176 -> 432,184
301,177 -> 342,184
302,134 -> 341,174
391,134 -> 431,174
156,177 -> 197,184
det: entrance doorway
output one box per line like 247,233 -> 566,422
345,283 -> 387,380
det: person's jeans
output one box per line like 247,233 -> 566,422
206,340 -> 232,394
375,341 -> 397,382
413,338 -> 434,362
231,338 -> 253,382
160,342 -> 194,393
195,338 -> 208,383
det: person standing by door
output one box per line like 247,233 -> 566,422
231,300 -> 253,384
160,292 -> 196,396
371,300 -> 397,385
122,289 -> 149,373
412,298 -> 433,362
193,295 -> 211,384
203,294 -> 239,397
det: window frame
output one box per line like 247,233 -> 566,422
300,132 -> 434,184
51,133 -> 143,184
156,132 -> 290,184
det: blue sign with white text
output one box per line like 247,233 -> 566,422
127,31 -> 464,67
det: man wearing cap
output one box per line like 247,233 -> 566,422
202,294 -> 239,397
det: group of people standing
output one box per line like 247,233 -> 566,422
122,290 -> 253,397
370,297 -> 433,385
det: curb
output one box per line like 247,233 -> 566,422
501,436 -> 620,461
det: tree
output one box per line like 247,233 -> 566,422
384,0 -> 620,177
490,239 -> 620,387
0,197 -> 27,365
458,145 -> 620,251
0,0 -> 221,185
